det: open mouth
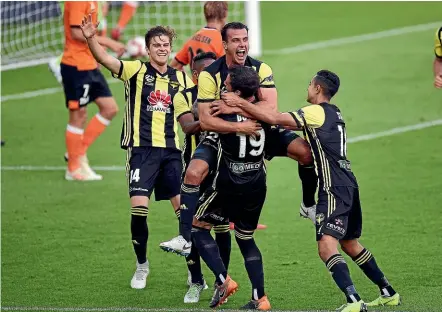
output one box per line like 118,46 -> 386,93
236,49 -> 246,58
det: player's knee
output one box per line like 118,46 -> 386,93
288,139 -> 313,165
101,101 -> 119,120
340,239 -> 362,257
185,164 -> 207,185
69,107 -> 88,128
317,235 -> 338,261
192,218 -> 212,230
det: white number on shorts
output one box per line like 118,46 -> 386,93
237,129 -> 266,158
130,169 -> 140,183
80,84 -> 90,105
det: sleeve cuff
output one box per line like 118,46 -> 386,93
198,99 -> 215,103
259,85 -> 276,88
174,57 -> 187,66
176,111 -> 192,120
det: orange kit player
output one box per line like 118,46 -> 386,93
170,1 -> 228,75
61,1 -> 125,181
111,1 -> 138,41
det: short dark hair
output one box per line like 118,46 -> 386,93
192,51 -> 217,64
229,66 -> 259,99
221,22 -> 248,42
145,26 -> 177,47
314,70 -> 340,98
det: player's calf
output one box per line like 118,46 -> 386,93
340,239 -> 400,306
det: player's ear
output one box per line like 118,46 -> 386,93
234,90 -> 241,96
223,41 -> 227,51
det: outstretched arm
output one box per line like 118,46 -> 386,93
434,57 -> 442,88
80,14 -> 122,75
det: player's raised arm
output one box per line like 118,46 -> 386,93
434,27 -> 442,89
80,13 -> 123,75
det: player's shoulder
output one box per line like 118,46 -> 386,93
202,55 -> 227,76
436,27 -> 442,42
245,56 -> 271,71
197,27 -> 222,39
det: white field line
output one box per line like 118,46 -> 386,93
1,21 -> 439,103
1,119 -> 441,172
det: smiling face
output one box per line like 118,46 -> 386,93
224,28 -> 249,65
146,35 -> 171,66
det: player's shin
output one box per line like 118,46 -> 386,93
325,254 -> 362,303
214,224 -> 232,271
192,227 -> 227,284
83,113 -> 111,154
131,206 -> 149,264
351,248 -> 397,296
179,183 -> 200,242
235,232 -> 265,300
186,237 -> 204,285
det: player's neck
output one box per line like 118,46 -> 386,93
206,20 -> 223,31
315,95 -> 329,105
149,61 -> 168,74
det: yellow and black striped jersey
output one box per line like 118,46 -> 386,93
289,103 -> 358,189
435,27 -> 442,58
197,55 -> 275,103
173,86 -> 201,167
113,60 -> 194,150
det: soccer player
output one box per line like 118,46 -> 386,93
61,1 -> 125,180
173,52 -> 232,304
110,1 -> 138,41
160,22 -> 315,257
225,70 -> 401,312
81,15 -> 195,288
193,66 -> 271,310
433,27 -> 442,89
170,1 -> 227,74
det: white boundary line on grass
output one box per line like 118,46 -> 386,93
0,308 -> 406,312
0,21 -> 439,103
2,119 -> 441,172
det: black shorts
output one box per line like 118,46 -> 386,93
61,63 -> 112,109
264,126 -> 300,160
191,133 -> 219,172
196,187 -> 267,232
126,147 -> 182,200
315,186 -> 362,241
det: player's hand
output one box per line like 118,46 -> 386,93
109,40 -> 126,58
80,13 -> 99,39
434,75 -> 442,89
210,100 -> 241,116
237,120 -> 262,138
221,92 -> 246,107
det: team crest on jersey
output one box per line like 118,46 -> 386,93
144,75 -> 155,86
169,81 -> 180,90
147,90 -> 172,113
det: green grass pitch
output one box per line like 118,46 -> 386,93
1,2 -> 442,311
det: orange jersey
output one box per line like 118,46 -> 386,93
174,27 -> 225,67
61,1 -> 98,70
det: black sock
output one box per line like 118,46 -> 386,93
214,224 -> 231,271
186,236 -> 203,284
235,232 -> 265,300
174,208 -> 181,220
352,248 -> 396,296
179,183 -> 200,242
192,227 -> 227,285
298,163 -> 318,207
131,206 -> 148,264
326,254 -> 361,303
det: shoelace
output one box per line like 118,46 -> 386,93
187,284 -> 203,298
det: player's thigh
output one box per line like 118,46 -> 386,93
91,70 -> 118,118
153,149 -> 182,201
60,64 -> 95,110
232,188 -> 267,237
126,147 -> 161,199
342,187 -> 362,240
185,140 -> 218,184
315,187 -> 353,242
264,126 -> 301,160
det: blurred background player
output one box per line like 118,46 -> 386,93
433,27 -> 442,89
61,1 -> 124,180
81,13 -> 194,289
110,1 -> 138,41
170,1 -> 228,75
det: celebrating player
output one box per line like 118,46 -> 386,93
222,70 -> 401,312
173,52 -> 232,303
170,1 -> 228,74
160,22 -> 315,257
81,14 -> 195,289
433,27 -> 442,88
61,1 -> 125,181
192,66 -> 271,310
